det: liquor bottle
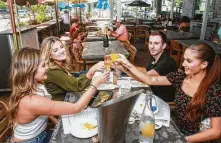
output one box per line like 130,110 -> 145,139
103,26 -> 109,47
139,96 -> 155,143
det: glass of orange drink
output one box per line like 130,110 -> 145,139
139,121 -> 155,143
104,55 -> 111,71
110,53 -> 118,63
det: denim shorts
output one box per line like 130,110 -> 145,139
11,131 -> 47,143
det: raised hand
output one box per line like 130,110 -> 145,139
116,54 -> 132,69
92,71 -> 110,87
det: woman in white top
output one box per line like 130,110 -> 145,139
9,48 -> 109,143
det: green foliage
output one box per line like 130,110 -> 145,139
0,1 -> 7,10
30,4 -> 49,24
175,0 -> 183,7
18,21 -> 28,27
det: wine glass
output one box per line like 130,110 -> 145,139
110,48 -> 121,79
104,55 -> 111,71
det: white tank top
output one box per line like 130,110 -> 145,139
14,84 -> 51,140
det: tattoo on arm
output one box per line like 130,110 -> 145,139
152,77 -> 158,82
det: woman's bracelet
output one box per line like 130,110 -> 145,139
90,84 -> 97,91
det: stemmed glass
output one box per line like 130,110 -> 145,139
104,55 -> 111,72
110,48 -> 121,79
104,48 -> 112,84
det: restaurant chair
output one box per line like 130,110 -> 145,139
120,40 -> 137,64
144,30 -> 150,52
121,40 -> 131,51
167,101 -> 176,111
126,26 -> 136,44
70,43 -> 99,71
0,101 -> 12,143
128,44 -> 137,64
128,32 -> 132,43
169,40 -> 184,67
136,26 -> 148,43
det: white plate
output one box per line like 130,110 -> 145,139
68,108 -> 98,138
69,118 -> 98,138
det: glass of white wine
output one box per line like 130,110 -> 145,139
104,55 -> 111,71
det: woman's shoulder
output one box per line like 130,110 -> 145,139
47,67 -> 68,74
167,71 -> 186,79
19,94 -> 48,108
208,82 -> 221,94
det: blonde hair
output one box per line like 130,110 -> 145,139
9,48 -> 40,127
40,36 -> 72,71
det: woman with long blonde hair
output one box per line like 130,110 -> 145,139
9,48 -> 109,143
40,36 -> 104,100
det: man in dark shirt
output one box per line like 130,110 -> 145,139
145,31 -> 177,102
117,31 -> 177,102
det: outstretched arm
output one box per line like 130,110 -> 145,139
25,72 -> 109,116
185,117 -> 221,142
116,54 -> 172,86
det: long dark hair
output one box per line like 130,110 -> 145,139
187,43 -> 221,121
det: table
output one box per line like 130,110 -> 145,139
49,92 -> 186,143
86,35 -> 117,42
153,24 -> 178,30
175,39 -> 221,54
166,30 -> 199,40
82,41 -> 128,61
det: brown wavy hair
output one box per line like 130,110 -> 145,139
40,36 -> 72,71
187,43 -> 221,121
9,48 -> 40,127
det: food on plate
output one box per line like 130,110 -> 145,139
83,123 -> 97,130
91,91 -> 112,107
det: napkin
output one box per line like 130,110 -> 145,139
62,108 -> 98,134
62,115 -> 71,134
129,93 -> 170,128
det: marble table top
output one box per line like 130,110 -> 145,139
49,92 -> 186,143
166,30 -> 199,40
175,39 -> 221,54
82,41 -> 129,60
86,35 -> 117,42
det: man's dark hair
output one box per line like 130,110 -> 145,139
150,31 -> 166,43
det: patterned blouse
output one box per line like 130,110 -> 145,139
166,71 -> 221,136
